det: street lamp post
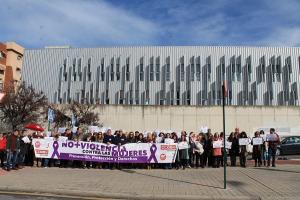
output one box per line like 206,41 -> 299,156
222,81 -> 227,189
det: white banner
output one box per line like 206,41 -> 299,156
32,139 -> 178,163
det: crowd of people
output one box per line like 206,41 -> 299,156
0,127 -> 280,171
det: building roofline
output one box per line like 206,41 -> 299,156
23,44 -> 300,51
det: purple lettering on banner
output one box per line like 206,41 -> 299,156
51,141 -> 60,159
34,140 -> 178,163
147,144 -> 158,163
59,153 -> 148,163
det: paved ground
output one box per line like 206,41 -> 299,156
0,165 -> 299,200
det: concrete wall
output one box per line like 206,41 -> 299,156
95,105 -> 300,136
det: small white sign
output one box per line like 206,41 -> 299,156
178,142 -> 189,150
252,137 -> 263,145
213,140 -> 223,148
223,141 -> 232,149
164,138 -> 174,144
239,138 -> 250,146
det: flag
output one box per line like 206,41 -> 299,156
48,108 -> 55,123
71,113 -> 77,127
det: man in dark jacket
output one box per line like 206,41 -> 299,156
6,130 -> 20,171
267,128 -> 280,167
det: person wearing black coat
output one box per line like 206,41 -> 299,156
228,132 -> 239,167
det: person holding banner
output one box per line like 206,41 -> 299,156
0,133 -> 6,168
179,132 -> 189,170
267,128 -> 280,167
171,133 -> 180,170
228,132 -> 238,167
259,130 -> 268,166
251,131 -> 263,167
163,133 -> 174,169
239,132 -> 249,168
213,133 -> 222,168
193,134 -> 204,168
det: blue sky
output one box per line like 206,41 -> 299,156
1,0 -> 300,48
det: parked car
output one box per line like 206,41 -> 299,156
276,136 -> 300,156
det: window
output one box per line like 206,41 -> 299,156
196,56 -> 201,81
111,58 -> 114,81
72,58 -> 76,81
276,56 -> 281,82
176,91 -> 180,105
180,57 -> 184,81
230,56 -> 235,81
166,57 -> 170,81
156,57 -> 160,81
150,57 -> 154,81
207,56 -> 211,81
78,58 -> 82,81
0,51 -> 6,59
270,56 -> 276,82
236,56 -> 241,81
286,56 -> 292,82
139,57 -> 144,81
87,58 -> 92,81
126,57 -> 130,81
221,56 -> 225,81
101,58 -> 105,81
190,57 -> 195,81
259,56 -> 266,82
116,57 -> 120,81
246,56 -> 251,81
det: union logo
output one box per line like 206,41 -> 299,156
160,154 -> 166,160
35,141 -> 41,148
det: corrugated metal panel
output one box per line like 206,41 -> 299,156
22,46 -> 300,106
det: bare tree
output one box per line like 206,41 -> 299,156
68,101 -> 99,126
49,104 -> 70,128
0,82 -> 48,130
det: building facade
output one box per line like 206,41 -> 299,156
0,42 -> 24,92
22,46 -> 300,106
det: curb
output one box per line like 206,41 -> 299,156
0,187 -> 261,200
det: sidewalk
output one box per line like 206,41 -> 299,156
0,165 -> 299,200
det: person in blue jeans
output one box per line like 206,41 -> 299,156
6,130 -> 20,171
267,128 -> 280,167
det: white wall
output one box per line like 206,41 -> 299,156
94,105 -> 300,137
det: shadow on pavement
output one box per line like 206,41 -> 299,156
227,180 -> 246,187
254,167 -> 300,174
120,169 -> 224,189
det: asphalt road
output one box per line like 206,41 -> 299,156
0,194 -> 113,200
0,194 -> 70,200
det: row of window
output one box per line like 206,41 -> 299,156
61,55 -> 300,83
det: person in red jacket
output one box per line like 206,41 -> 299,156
0,133 -> 6,168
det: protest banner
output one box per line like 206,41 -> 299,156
239,138 -> 250,145
221,141 -> 232,149
178,142 -> 189,150
32,138 -> 178,163
252,137 -> 263,145
213,140 -> 222,148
